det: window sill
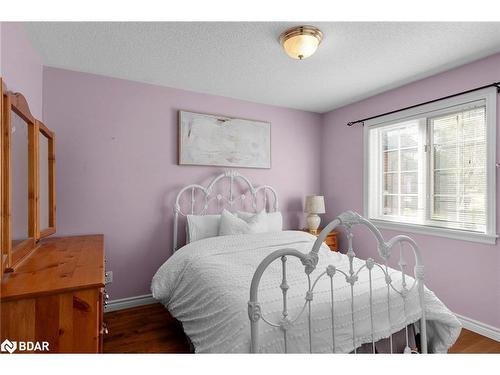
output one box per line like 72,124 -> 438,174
368,219 -> 498,245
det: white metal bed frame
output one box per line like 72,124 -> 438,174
173,170 -> 278,252
172,171 -> 427,353
248,210 -> 427,354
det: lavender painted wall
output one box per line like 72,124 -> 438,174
43,67 -> 323,300
1,22 -> 44,247
321,52 -> 500,328
1,22 -> 43,119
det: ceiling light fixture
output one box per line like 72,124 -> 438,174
279,25 -> 323,60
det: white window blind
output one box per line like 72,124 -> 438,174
364,88 -> 497,244
430,106 -> 486,231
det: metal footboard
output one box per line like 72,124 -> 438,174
248,211 -> 427,354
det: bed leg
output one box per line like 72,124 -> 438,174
416,266 -> 428,354
248,301 -> 261,353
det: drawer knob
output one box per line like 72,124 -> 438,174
103,323 -> 109,335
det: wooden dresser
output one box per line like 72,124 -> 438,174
0,235 -> 105,353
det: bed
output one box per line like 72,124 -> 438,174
151,171 -> 461,353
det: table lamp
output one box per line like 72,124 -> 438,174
305,195 -> 325,234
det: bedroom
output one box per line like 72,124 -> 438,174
1,0 -> 500,372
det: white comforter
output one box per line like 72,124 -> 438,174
151,231 -> 461,353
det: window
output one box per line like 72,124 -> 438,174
364,88 -> 497,244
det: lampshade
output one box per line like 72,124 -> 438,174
305,195 -> 325,214
280,26 -> 323,60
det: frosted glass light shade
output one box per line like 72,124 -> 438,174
305,195 -> 325,214
280,26 -> 323,60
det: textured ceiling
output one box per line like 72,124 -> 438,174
24,22 -> 500,113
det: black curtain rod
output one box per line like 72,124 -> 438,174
347,82 -> 500,127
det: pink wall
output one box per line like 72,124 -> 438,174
43,67 -> 323,300
321,52 -> 500,328
1,22 -> 44,244
0,22 -> 43,119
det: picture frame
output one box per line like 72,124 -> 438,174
178,111 -> 271,169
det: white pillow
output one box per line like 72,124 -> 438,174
186,214 -> 221,243
237,211 -> 283,232
219,209 -> 268,236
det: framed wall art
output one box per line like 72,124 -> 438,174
178,111 -> 271,169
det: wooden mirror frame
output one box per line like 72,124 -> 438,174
36,121 -> 56,239
1,78 -> 4,278
1,90 -> 38,271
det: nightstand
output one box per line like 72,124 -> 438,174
302,229 -> 338,252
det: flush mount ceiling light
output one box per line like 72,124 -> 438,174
279,25 -> 323,60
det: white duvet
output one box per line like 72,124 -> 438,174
151,231 -> 461,353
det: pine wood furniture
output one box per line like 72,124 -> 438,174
37,121 -> 56,239
1,78 -> 4,281
2,90 -> 37,270
0,235 -> 106,353
302,228 -> 338,251
1,87 -> 56,274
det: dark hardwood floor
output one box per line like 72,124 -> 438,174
448,329 -> 500,353
103,303 -> 500,354
103,303 -> 190,353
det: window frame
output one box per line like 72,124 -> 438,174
363,87 -> 497,244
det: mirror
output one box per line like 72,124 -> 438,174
10,111 -> 30,248
39,131 -> 49,230
2,92 -> 37,271
1,80 -> 4,276
1,89 -> 56,274
38,123 -> 56,238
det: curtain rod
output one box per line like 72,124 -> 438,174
346,82 -> 500,127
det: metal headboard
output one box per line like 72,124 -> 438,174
173,170 -> 279,252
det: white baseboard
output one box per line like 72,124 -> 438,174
105,293 -> 156,313
455,313 -> 500,342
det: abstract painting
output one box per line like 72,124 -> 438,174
179,111 -> 271,168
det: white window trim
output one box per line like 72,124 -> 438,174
363,87 -> 497,245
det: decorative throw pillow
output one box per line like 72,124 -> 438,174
186,214 -> 221,243
219,209 -> 268,236
237,211 -> 283,232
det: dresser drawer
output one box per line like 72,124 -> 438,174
1,235 -> 105,353
0,287 -> 103,353
324,232 -> 338,252
325,236 -> 337,247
